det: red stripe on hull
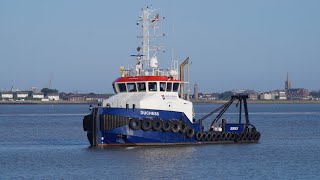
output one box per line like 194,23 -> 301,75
114,76 -> 181,83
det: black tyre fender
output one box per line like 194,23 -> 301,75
171,120 -> 180,133
129,118 -> 141,130
216,133 -> 221,141
249,132 -> 255,140
152,119 -> 163,131
206,133 -> 212,141
211,133 -> 217,141
256,132 -> 261,140
83,115 -> 89,131
254,131 -> 261,140
195,132 -> 203,141
162,121 -> 172,132
186,127 -> 195,138
179,122 -> 188,133
141,118 -> 152,131
230,133 -> 236,141
221,132 -> 227,141
240,133 -> 246,141
226,132 -> 232,141
234,133 -> 240,142
245,132 -> 250,140
201,133 -> 208,141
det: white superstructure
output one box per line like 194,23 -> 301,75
102,6 -> 194,122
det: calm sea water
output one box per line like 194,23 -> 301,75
0,104 -> 320,179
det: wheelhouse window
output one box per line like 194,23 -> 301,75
148,82 -> 157,92
137,82 -> 146,92
173,83 -> 180,92
160,82 -> 166,92
166,82 -> 172,92
112,83 -> 117,93
118,83 -> 127,93
127,83 -> 137,92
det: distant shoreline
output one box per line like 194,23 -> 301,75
192,100 -> 320,104
1,100 -> 320,105
0,100 -> 98,105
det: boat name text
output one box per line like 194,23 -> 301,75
140,111 -> 160,116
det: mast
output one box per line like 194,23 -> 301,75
136,6 -> 163,76
142,8 -> 150,65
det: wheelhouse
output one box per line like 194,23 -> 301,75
112,76 -> 181,94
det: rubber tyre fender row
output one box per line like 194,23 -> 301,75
129,118 -> 141,130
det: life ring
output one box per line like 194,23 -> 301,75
196,132 -> 203,141
152,119 -> 163,131
179,122 -> 188,133
162,121 -> 172,132
129,118 -> 141,130
141,118 -> 152,131
186,127 -> 195,138
171,120 -> 180,133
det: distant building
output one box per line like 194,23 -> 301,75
248,93 -> 258,100
1,91 -> 14,99
287,88 -> 309,100
198,93 -> 219,100
259,93 -> 272,100
277,90 -> 287,100
68,94 -> 86,101
32,92 -> 44,99
47,93 -> 60,101
85,94 -> 110,101
15,91 -> 29,99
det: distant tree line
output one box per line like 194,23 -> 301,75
41,88 -> 59,96
310,90 -> 320,98
219,91 -> 234,100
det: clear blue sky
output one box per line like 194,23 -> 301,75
1,0 -> 319,93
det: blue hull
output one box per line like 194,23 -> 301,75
83,107 -> 260,146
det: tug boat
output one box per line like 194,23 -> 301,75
83,7 -> 261,147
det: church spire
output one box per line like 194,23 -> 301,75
285,72 -> 291,90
